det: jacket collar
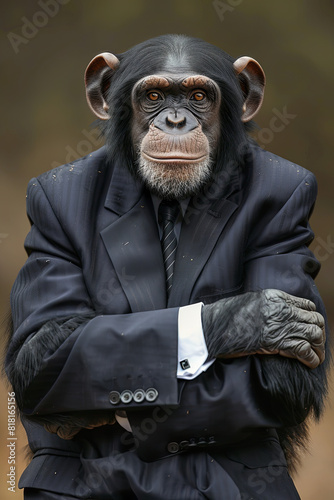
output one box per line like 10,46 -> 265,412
104,159 -> 145,215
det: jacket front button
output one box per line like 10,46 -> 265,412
167,442 -> 179,454
188,438 -> 197,448
121,390 -> 133,404
180,440 -> 190,450
145,388 -> 158,402
109,391 -> 121,405
208,436 -> 217,445
133,389 -> 145,403
120,390 -> 133,404
197,437 -> 207,447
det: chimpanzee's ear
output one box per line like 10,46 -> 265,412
85,52 -> 120,120
233,56 -> 265,122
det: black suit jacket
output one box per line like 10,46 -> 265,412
7,144 -> 325,499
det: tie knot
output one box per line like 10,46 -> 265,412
158,200 -> 180,225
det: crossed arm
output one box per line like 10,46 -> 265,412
5,175 -> 329,444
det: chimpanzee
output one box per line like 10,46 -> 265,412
5,34 -> 329,500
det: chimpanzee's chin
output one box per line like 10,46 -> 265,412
137,157 -> 213,200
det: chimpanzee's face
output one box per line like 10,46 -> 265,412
84,36 -> 265,200
130,72 -> 222,199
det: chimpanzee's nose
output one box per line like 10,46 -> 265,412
154,108 -> 198,135
166,111 -> 187,128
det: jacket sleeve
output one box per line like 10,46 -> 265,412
242,171 -> 330,424
6,178 -> 179,416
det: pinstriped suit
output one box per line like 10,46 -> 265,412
7,144 -> 325,499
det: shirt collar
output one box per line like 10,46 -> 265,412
151,194 -> 190,225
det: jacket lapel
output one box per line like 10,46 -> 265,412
168,196 -> 239,307
101,162 -> 166,312
101,159 -> 242,311
168,163 -> 242,307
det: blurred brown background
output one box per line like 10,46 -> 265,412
0,1 -> 333,498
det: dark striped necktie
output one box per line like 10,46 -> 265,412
158,200 -> 180,298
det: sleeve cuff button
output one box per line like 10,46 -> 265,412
109,391 -> 121,405
133,389 -> 145,403
120,390 -> 133,404
145,388 -> 158,402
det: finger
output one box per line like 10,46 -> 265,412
288,306 -> 325,327
288,322 -> 325,351
312,344 -> 325,365
281,293 -> 316,311
296,340 -> 322,368
309,323 -> 326,344
322,325 -> 326,343
57,426 -> 81,440
280,349 -> 320,369
279,340 -> 321,369
43,422 -> 81,439
309,326 -> 326,364
265,289 -> 316,311
279,322 -> 325,365
44,422 -> 58,434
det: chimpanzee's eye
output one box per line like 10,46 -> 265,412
190,91 -> 206,102
147,91 -> 162,101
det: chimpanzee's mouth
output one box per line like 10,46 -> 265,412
142,152 -> 207,163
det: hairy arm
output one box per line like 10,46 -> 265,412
5,178 -> 179,437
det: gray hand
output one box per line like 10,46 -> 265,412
258,289 -> 325,368
202,289 -> 325,369
44,411 -> 116,440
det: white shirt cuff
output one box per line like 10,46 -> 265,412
177,302 -> 215,380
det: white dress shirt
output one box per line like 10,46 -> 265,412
151,195 -> 215,380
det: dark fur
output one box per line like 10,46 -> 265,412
202,293 -> 330,471
98,34 -> 251,176
202,292 -> 264,358
5,314 -> 97,432
7,315 -> 93,406
262,355 -> 330,472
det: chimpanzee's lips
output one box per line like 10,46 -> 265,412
142,152 -> 207,163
